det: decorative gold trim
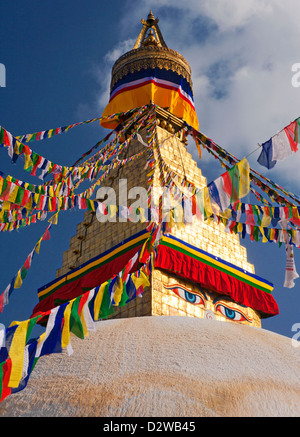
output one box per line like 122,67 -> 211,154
110,46 -> 193,91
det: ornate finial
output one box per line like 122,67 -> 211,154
142,29 -> 159,47
133,11 -> 167,49
147,10 -> 157,25
110,12 -> 193,98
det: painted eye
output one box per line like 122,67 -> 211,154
177,288 -> 204,305
166,284 -> 205,306
215,304 -> 250,322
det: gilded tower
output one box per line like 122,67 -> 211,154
34,12 -> 278,328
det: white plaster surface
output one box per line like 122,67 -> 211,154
0,316 -> 300,417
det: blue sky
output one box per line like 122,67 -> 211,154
1,0 -> 300,339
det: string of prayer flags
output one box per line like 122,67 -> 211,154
159,156 -> 300,257
80,106 -> 152,171
0,244 -> 155,403
16,120 -> 99,143
191,125 -> 300,208
0,170 -> 75,203
0,145 -> 149,221
0,212 -> 58,312
0,107 -> 154,191
0,210 -> 48,233
72,131 -> 114,166
257,117 -> 300,169
250,164 -> 300,207
190,115 -> 300,173
14,107 -> 143,144
72,105 -> 150,167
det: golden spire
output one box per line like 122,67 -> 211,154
133,10 -> 168,49
110,11 -> 192,93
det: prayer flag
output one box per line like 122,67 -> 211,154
284,243 -> 299,288
207,158 -> 250,212
258,123 -> 298,169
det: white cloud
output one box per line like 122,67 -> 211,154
97,38 -> 135,108
128,0 -> 300,187
82,0 -> 300,188
196,0 -> 273,31
75,38 -> 135,119
104,39 -> 136,65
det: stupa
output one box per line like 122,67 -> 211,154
32,11 -> 278,328
2,11 -> 294,419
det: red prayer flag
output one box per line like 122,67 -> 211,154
42,227 -> 51,241
284,121 -> 298,153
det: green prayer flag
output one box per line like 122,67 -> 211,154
99,282 -> 114,319
69,298 -> 85,339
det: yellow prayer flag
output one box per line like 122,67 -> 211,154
237,222 -> 244,234
196,142 -> 201,160
14,270 -> 23,289
203,187 -> 213,217
24,197 -> 32,211
261,212 -> 271,228
14,140 -> 21,156
24,152 -> 33,170
259,226 -> 268,243
293,207 -> 300,221
93,282 -> 107,320
34,192 -> 40,205
237,158 -> 250,198
109,204 -> 117,218
8,319 -> 30,388
1,201 -> 13,210
291,229 -> 296,244
79,310 -> 89,338
35,237 -> 43,254
220,209 -> 232,220
48,211 -> 59,225
131,270 -> 150,291
61,301 -> 73,348
48,186 -> 55,197
8,185 -> 19,204
139,208 -> 147,223
113,278 -> 123,306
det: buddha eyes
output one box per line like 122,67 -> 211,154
166,284 -> 205,306
215,303 -> 250,322
175,287 -> 205,305
165,283 -> 251,323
